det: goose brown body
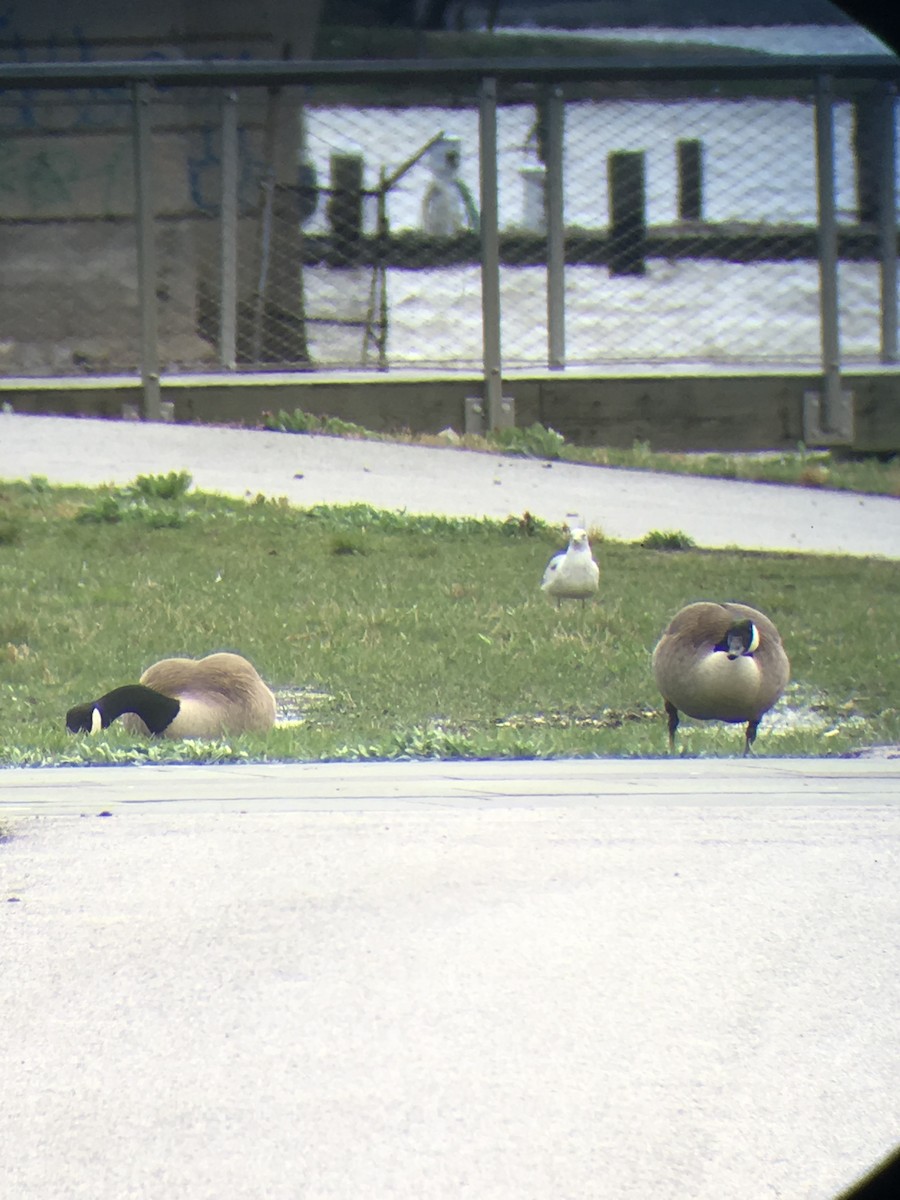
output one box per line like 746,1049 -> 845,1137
121,653 -> 276,738
66,652 -> 277,739
652,602 -> 790,753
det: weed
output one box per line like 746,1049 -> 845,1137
263,409 -> 372,439
487,422 -> 567,460
75,494 -> 126,524
0,518 -> 22,546
74,473 -> 192,527
132,471 -> 193,501
330,534 -> 367,556
641,530 -> 698,551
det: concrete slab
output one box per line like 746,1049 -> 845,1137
1,410 -> 898,557
2,760 -> 899,1200
2,757 -> 900,816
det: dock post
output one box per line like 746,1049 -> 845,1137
677,139 -> 703,222
328,154 -> 364,264
608,151 -> 646,276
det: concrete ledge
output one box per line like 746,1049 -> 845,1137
2,367 -> 899,452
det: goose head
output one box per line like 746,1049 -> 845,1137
715,618 -> 760,660
66,685 -> 181,736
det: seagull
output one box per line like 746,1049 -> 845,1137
541,527 -> 600,607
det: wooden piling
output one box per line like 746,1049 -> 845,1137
677,139 -> 703,222
854,93 -> 890,223
608,150 -> 646,276
327,153 -> 364,262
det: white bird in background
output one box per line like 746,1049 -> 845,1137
541,527 -> 600,607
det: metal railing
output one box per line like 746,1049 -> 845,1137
1,54 -> 898,438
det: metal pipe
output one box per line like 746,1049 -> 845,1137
132,80 -> 161,421
219,89 -> 239,371
814,75 -> 842,435
878,83 -> 898,363
545,87 -> 566,370
479,76 -> 510,429
4,55 -> 898,91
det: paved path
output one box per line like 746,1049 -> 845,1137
1,412 -> 899,1198
2,756 -> 899,816
2,410 -> 898,557
3,759 -> 900,1200
3,758 -> 900,1200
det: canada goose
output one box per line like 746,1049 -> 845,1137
541,527 -> 600,606
651,602 -> 790,755
66,652 -> 276,739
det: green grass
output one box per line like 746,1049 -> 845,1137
1,473 -> 898,767
571,440 -> 900,498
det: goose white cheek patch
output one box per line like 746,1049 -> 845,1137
91,707 -> 103,735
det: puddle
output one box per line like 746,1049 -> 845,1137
273,686 -> 334,728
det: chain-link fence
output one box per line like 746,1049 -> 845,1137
0,58 -> 897,383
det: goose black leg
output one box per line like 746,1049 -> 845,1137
665,700 -> 680,751
743,718 -> 760,757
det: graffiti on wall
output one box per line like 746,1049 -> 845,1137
0,138 -> 130,212
1,4 -> 267,213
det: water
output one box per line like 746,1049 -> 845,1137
505,23 -> 895,57
299,36 -> 896,371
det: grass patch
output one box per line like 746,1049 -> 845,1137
0,475 -> 897,766
641,530 -> 697,551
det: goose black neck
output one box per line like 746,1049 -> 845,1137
97,685 -> 181,734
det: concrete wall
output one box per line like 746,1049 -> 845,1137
3,369 -> 898,451
0,1 -> 321,374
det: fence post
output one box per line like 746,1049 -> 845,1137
131,80 -> 162,421
545,86 -> 566,370
479,76 -> 513,430
219,89 -> 239,371
878,84 -> 898,364
608,150 -> 646,276
804,74 -> 853,445
677,139 -> 703,222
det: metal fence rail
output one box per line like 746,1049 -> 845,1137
1,55 -> 898,438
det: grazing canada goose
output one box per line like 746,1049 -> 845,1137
541,527 -> 600,606
66,652 -> 276,739
651,602 -> 790,755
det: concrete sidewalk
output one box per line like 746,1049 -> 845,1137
2,756 -> 899,816
2,410 -> 898,557
2,759 -> 900,1200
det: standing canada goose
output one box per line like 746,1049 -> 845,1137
541,527 -> 600,607
66,652 -> 277,739
651,602 -> 790,755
